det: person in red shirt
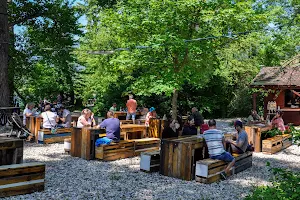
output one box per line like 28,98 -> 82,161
126,95 -> 137,123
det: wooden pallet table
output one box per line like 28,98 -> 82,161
195,151 -> 253,184
37,128 -> 72,144
160,135 -> 207,181
113,111 -> 141,120
0,162 -> 45,197
140,150 -> 160,172
0,137 -> 23,166
71,127 -> 105,160
262,134 -> 292,154
245,124 -> 272,152
121,124 -> 147,139
95,141 -> 134,161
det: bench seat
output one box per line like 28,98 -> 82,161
140,150 -> 160,172
95,141 -> 134,161
195,151 -> 253,184
38,128 -> 71,144
0,162 -> 45,197
129,138 -> 160,156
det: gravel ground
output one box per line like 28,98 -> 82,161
2,120 -> 300,200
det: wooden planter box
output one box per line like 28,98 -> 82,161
262,134 -> 292,154
195,152 -> 253,184
0,137 -> 23,166
160,136 -> 207,181
0,162 -> 45,197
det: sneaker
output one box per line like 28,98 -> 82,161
220,172 -> 227,180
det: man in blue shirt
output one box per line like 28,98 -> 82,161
97,111 -> 120,142
227,120 -> 249,154
203,119 -> 235,179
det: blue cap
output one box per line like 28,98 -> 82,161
149,107 -> 155,112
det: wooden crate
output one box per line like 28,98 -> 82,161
130,138 -> 160,156
282,134 -> 292,149
37,128 -> 72,144
262,134 -> 292,154
195,151 -> 252,184
148,119 -> 162,138
0,162 -> 45,197
140,150 -> 160,172
95,141 -> 134,161
0,137 -> 23,166
71,127 -> 105,160
160,136 -> 206,181
245,125 -> 272,152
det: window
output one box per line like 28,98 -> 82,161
285,89 -> 300,108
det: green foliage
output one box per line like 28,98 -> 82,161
9,0 -> 83,105
289,126 -> 300,146
262,128 -> 283,139
246,167 -> 300,200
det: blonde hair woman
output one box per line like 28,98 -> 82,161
77,109 -> 96,128
23,102 -> 36,125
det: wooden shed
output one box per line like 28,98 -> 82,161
250,54 -> 300,125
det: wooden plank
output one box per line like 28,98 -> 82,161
0,173 -> 45,186
0,179 -> 44,198
43,136 -> 71,144
0,163 -> 45,177
134,147 -> 159,156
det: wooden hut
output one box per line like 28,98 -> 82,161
250,54 -> 300,125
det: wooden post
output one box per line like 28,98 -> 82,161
253,93 -> 257,111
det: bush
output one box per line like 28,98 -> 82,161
246,164 -> 300,200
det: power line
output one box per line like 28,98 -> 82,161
40,30 -> 260,54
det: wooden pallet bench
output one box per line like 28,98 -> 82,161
95,141 -> 134,161
0,162 -> 45,197
38,128 -> 71,144
140,150 -> 160,172
130,138 -> 160,156
262,134 -> 292,154
195,151 -> 253,184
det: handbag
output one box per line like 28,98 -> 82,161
45,112 -> 58,134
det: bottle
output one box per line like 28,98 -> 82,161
197,127 -> 200,135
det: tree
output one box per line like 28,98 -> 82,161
0,0 -> 10,107
8,0 -> 82,105
79,0 -> 270,119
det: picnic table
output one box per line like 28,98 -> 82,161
245,123 -> 272,152
113,111 -> 142,120
120,124 -> 147,139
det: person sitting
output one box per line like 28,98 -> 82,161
109,103 -> 117,113
40,105 -> 59,129
97,111 -> 120,142
145,107 -> 156,127
191,107 -> 204,128
57,105 -> 72,128
162,119 -> 180,138
271,110 -> 285,131
227,120 -> 249,154
247,110 -> 261,124
23,102 -> 36,126
77,109 -> 96,128
140,107 -> 149,119
203,119 -> 235,179
182,116 -> 197,136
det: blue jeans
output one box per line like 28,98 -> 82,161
210,152 -> 235,162
126,112 -> 136,120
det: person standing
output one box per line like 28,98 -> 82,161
203,119 -> 235,179
191,107 -> 204,128
126,95 -> 137,124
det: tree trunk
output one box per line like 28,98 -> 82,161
171,88 -> 178,120
0,0 -> 10,107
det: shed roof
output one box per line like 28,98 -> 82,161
251,54 -> 300,88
